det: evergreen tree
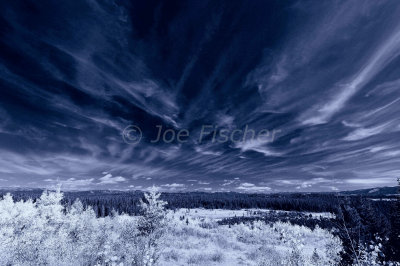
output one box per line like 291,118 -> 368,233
390,178 -> 400,260
137,187 -> 168,266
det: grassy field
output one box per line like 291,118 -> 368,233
160,208 -> 342,265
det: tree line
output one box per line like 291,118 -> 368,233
1,189 -> 398,263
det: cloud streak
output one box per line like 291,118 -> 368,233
303,26 -> 400,125
0,0 -> 399,191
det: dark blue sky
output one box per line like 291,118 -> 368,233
0,0 -> 400,192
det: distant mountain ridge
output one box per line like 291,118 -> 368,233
339,186 -> 398,196
0,186 -> 398,196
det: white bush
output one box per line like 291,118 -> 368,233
0,189 -> 168,266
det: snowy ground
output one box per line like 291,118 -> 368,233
160,208 -> 341,265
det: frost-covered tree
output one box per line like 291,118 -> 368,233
137,186 -> 169,266
0,187 -> 170,266
138,187 -> 168,235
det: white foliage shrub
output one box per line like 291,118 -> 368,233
0,188 -> 168,266
352,235 -> 390,266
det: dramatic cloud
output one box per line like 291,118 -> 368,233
0,0 -> 399,191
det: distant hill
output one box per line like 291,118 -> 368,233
0,186 -> 398,197
339,186 -> 398,196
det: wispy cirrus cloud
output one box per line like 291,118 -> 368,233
0,0 -> 399,192
302,26 -> 400,125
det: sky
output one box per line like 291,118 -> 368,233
0,0 -> 400,192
